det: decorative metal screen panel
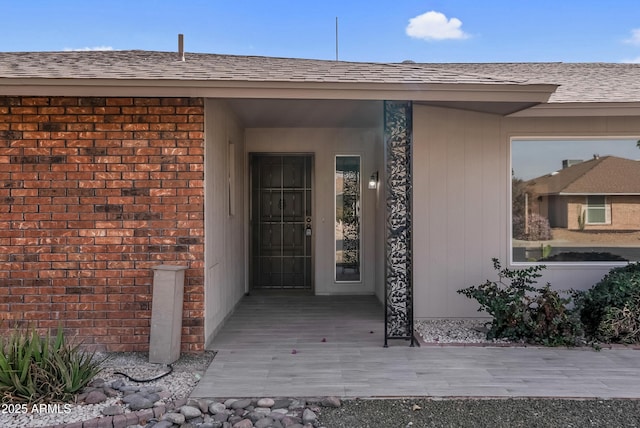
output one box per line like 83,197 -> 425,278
335,155 -> 361,282
250,155 -> 313,289
383,101 -> 415,346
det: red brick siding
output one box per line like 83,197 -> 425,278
0,96 -> 205,352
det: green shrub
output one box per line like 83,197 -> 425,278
458,258 -> 582,346
576,263 -> 640,343
0,326 -> 104,404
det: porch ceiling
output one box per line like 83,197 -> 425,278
224,98 -> 539,128
225,99 -> 383,128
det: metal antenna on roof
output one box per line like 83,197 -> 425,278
178,34 -> 185,62
335,17 -> 339,61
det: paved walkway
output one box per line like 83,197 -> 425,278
190,294 -> 640,399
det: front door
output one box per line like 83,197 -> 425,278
250,154 -> 313,290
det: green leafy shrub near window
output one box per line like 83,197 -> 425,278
575,263 -> 640,343
0,326 -> 104,404
457,258 -> 582,346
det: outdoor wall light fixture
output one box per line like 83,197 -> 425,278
368,171 -> 379,189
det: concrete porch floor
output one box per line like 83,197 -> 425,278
190,294 -> 640,399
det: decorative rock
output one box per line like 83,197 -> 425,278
163,412 -> 186,424
89,378 -> 106,388
289,399 -> 306,409
196,398 -> 214,413
231,398 -> 253,410
228,415 -> 243,425
247,411 -> 266,423
321,396 -> 341,408
181,405 -> 203,419
103,386 -> 119,397
224,398 -> 238,408
127,395 -> 155,410
214,411 -> 230,422
270,411 -> 286,420
273,399 -> 292,409
101,405 -> 124,416
302,408 -> 317,425
84,390 -> 108,404
232,418 -> 254,428
281,415 -> 303,427
257,398 -> 275,408
209,402 -> 227,414
153,421 -> 175,428
111,379 -> 126,389
255,417 -> 276,428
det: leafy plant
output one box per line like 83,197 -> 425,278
575,263 -> 640,343
0,325 -> 104,404
458,258 -> 581,346
577,207 -> 586,231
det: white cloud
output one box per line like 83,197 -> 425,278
64,46 -> 114,51
624,28 -> 640,45
622,56 -> 640,64
406,11 -> 469,41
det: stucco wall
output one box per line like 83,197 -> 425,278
203,100 -> 247,347
412,105 -> 640,319
0,96 -> 205,352
245,128 -> 381,295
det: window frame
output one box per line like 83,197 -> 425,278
334,154 -> 362,283
509,136 -> 640,265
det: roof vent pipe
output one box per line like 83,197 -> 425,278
178,34 -> 185,62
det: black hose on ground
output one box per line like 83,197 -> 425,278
113,364 -> 173,382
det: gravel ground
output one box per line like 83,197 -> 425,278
0,351 -> 215,428
317,398 -> 640,428
414,318 -> 508,344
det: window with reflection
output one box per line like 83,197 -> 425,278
335,155 -> 361,281
512,138 -> 640,263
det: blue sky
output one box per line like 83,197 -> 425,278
3,1 -> 640,63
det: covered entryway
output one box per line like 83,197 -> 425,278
250,154 -> 314,290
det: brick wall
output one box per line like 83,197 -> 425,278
0,96 -> 205,352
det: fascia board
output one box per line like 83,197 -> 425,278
0,78 -> 556,103
509,102 -> 640,117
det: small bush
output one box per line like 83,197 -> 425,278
458,258 -> 581,346
576,263 -> 640,343
0,326 -> 104,404
513,213 -> 553,241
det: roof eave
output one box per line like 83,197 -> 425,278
508,102 -> 640,117
0,78 -> 557,103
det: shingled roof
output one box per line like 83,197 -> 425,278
526,156 -> 640,195
1,50 -> 640,104
0,50 -> 523,85
419,63 -> 640,103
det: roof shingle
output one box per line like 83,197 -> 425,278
1,51 -> 640,103
527,156 -> 640,195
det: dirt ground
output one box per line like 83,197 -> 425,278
551,228 -> 640,245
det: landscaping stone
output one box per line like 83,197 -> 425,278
321,396 -> 341,408
162,412 -> 186,424
181,405 -> 204,419
257,398 -> 275,408
209,402 -> 227,414
84,390 -> 108,404
231,399 -> 253,409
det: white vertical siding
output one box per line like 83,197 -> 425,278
413,105 -> 505,318
204,100 -> 246,346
